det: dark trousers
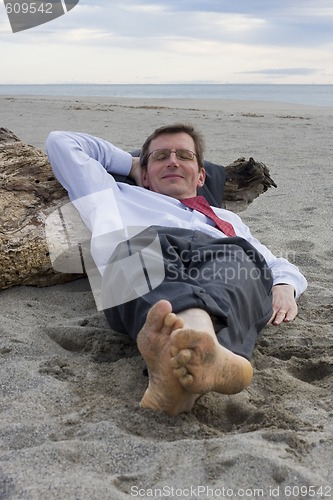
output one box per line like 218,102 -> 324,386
102,227 -> 273,360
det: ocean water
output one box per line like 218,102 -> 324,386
0,84 -> 332,107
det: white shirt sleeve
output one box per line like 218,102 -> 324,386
46,131 -> 133,201
233,215 -> 308,298
46,131 -> 135,270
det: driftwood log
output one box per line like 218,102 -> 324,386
223,157 -> 277,211
0,128 -> 276,290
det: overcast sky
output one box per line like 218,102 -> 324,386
1,0 -> 333,84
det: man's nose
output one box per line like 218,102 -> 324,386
167,151 -> 179,166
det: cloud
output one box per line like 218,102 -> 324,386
0,0 -> 333,83
63,0 -> 333,51
241,68 -> 320,76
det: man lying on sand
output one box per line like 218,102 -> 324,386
46,123 -> 307,416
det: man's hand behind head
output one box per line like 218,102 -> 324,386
129,157 -> 143,187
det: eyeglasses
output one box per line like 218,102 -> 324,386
148,149 -> 197,161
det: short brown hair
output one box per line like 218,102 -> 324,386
140,123 -> 205,170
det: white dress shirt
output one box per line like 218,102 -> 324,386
46,131 -> 307,298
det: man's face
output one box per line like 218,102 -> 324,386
141,132 -> 206,200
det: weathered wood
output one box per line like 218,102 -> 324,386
0,129 -> 276,289
223,156 -> 277,212
0,128 -> 74,289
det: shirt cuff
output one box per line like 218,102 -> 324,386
273,282 -> 296,298
109,147 -> 133,177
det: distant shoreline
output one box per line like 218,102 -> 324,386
0,83 -> 332,107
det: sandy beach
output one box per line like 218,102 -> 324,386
1,95 -> 332,499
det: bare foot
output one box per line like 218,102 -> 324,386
170,328 -> 253,395
137,300 -> 200,416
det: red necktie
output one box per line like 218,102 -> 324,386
181,195 -> 236,237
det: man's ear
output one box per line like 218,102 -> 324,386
197,168 -> 206,188
141,169 -> 150,189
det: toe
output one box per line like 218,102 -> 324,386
180,373 -> 194,388
170,328 -> 200,350
173,366 -> 187,378
146,300 -> 173,331
170,349 -> 192,368
164,312 -> 178,327
176,349 -> 192,365
164,313 -> 185,331
170,345 -> 178,357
